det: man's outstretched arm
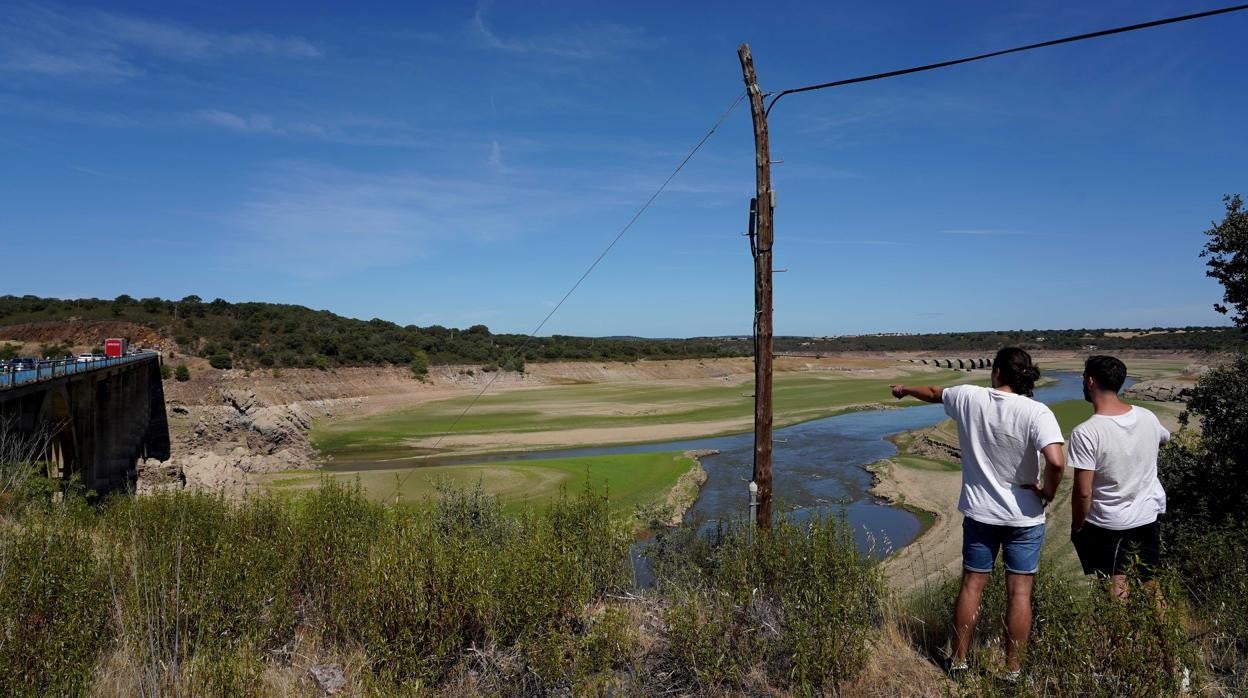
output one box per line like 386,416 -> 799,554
890,384 -> 944,403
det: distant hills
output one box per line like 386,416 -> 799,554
0,295 -> 1238,370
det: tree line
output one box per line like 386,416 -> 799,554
774,325 -> 1240,354
0,295 -> 746,370
0,294 -> 1237,372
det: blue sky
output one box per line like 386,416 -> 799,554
1,1 -> 1244,337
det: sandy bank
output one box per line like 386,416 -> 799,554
868,458 -> 963,594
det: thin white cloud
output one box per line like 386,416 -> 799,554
223,151 -> 715,280
70,164 -> 126,180
227,161 -> 565,279
487,140 -> 507,173
468,4 -> 650,60
190,109 -> 330,138
101,14 -> 321,60
941,228 -> 1023,236
0,3 -> 320,82
185,108 -> 443,147
940,228 -> 1076,240
194,109 -> 281,134
787,235 -> 909,246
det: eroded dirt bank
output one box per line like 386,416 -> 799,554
145,357 -> 795,491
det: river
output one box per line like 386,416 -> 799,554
330,371 -> 1099,559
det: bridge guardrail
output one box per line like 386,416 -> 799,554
0,352 -> 159,391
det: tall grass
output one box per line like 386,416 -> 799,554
903,564 -> 1194,696
0,510 -> 109,696
0,479 -> 646,695
1167,522 -> 1248,692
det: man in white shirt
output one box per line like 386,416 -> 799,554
891,347 -> 1066,680
1068,355 -> 1171,599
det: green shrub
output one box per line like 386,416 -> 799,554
503,355 -> 525,373
0,513 -> 110,696
292,479 -> 384,637
174,364 -> 190,381
655,514 -> 884,691
160,362 -> 173,380
338,482 -> 632,689
101,491 -> 300,691
208,353 -> 233,369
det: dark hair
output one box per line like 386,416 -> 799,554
994,347 -> 1040,396
1084,355 -> 1127,393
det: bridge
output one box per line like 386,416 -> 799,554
0,353 -> 170,492
907,357 -> 994,369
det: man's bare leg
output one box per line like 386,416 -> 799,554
952,570 -> 990,665
1110,574 -> 1130,601
1004,572 -> 1035,673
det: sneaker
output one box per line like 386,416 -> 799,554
946,659 -> 969,677
1001,669 -> 1021,684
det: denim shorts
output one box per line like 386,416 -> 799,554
962,516 -> 1046,574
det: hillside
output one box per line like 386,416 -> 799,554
0,295 -> 747,369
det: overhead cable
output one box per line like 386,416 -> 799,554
766,4 -> 1248,115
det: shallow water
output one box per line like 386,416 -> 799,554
327,371 -> 1101,559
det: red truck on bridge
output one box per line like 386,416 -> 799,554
104,338 -> 129,358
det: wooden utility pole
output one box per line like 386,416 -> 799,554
738,44 -> 773,529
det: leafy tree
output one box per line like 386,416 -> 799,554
1201,194 -> 1248,328
174,365 -> 190,382
503,355 -> 525,374
1161,355 -> 1248,527
0,343 -> 18,360
1161,194 -> 1248,530
39,343 -> 72,358
410,350 -> 429,379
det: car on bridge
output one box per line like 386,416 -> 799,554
76,353 -> 100,363
10,358 -> 37,372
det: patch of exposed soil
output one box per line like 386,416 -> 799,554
0,319 -> 170,352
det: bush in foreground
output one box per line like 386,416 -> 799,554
0,479 -> 896,695
653,514 -> 885,692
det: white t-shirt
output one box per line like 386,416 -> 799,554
1067,406 -> 1171,531
943,384 -> 1065,527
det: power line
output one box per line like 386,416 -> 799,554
766,4 -> 1248,115
388,90 -> 748,500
